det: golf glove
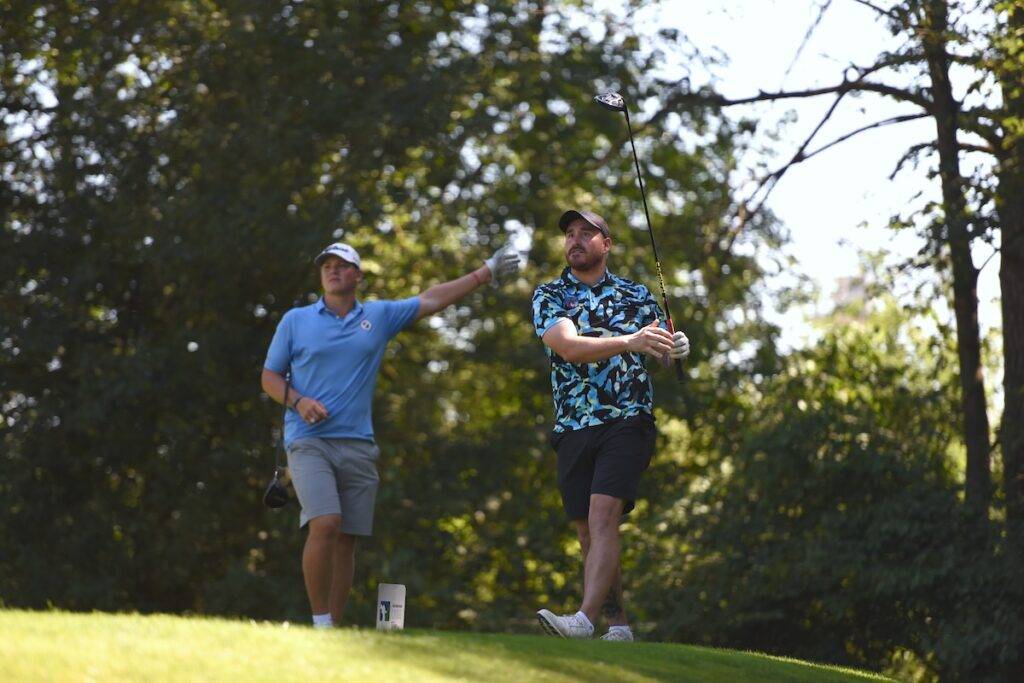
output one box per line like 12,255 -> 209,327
484,243 -> 524,288
669,330 -> 690,359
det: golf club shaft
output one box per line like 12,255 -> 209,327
623,108 -> 685,383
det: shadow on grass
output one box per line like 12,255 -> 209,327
358,630 -> 891,683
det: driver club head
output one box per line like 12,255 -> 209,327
594,91 -> 626,112
263,469 -> 289,509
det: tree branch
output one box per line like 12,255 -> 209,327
722,93 -> 848,252
651,51 -> 927,136
978,225 -> 1024,274
958,108 -> 1004,150
702,79 -> 932,112
848,0 -> 902,21
890,142 -> 934,180
783,1 -> 834,82
802,112 -> 929,162
959,140 -> 994,155
978,246 -> 1000,274
724,111 -> 935,251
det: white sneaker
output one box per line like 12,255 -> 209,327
536,609 -> 594,639
600,627 -> 634,642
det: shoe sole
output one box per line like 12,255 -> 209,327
536,611 -> 565,638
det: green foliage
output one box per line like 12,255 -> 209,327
1,0 -> 780,626
630,294 -> 1023,681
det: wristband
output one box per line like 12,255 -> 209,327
291,396 -> 303,410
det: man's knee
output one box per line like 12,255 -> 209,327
587,495 -> 623,533
308,514 -> 343,540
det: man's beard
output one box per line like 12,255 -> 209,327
566,249 -> 602,271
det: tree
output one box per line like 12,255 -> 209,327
660,0 -> 997,518
633,270 -> 1020,680
0,0 -> 786,629
993,0 -> 1024,542
991,4 -> 1024,677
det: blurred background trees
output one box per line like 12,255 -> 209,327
2,1 -> 1021,680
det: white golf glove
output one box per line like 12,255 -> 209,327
484,242 -> 525,288
669,330 -> 690,359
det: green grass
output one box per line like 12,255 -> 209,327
0,610 -> 893,682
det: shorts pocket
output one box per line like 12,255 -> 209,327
286,437 -> 322,457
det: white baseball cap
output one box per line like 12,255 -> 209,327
314,242 -> 361,269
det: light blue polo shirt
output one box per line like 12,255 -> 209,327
264,296 -> 420,446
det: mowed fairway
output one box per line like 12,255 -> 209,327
0,610 -> 894,682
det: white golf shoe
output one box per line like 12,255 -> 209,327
600,627 -> 634,642
536,609 -> 594,639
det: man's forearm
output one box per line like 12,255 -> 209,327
416,265 -> 490,319
261,369 -> 301,407
544,319 -> 671,364
556,334 -> 632,364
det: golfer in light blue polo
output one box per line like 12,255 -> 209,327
262,240 -> 523,629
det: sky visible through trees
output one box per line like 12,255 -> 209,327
642,1 -> 1002,349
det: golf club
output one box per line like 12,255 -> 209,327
595,91 -> 685,383
263,375 -> 292,508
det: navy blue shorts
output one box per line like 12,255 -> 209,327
549,413 -> 657,520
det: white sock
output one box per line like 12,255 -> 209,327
608,625 -> 632,635
575,610 -> 594,631
312,613 -> 333,629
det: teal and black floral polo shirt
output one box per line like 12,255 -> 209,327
532,267 -> 663,433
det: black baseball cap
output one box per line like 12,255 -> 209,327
558,209 -> 611,237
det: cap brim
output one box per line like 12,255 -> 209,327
558,210 -> 609,236
558,210 -> 585,231
314,253 -> 359,268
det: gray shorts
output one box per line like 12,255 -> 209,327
285,437 -> 381,536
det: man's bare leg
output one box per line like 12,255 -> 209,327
575,519 -> 628,627
579,494 -> 624,625
329,533 -> 357,624
303,514 -> 342,617
601,564 -> 628,627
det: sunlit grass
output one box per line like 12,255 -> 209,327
0,610 -> 893,682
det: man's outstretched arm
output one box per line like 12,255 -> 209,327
415,243 -> 523,321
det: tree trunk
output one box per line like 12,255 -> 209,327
1000,188 -> 1024,528
1000,180 -> 1024,532
997,164 -> 1024,683
922,0 -> 991,516
998,0 -> 1024,543
994,4 -> 1024,679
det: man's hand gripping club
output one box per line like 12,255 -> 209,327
542,318 -> 690,365
628,320 -> 690,364
627,320 -> 673,357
